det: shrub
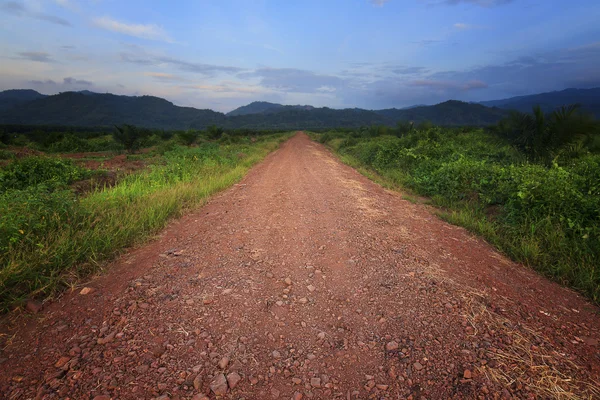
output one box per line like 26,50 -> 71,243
0,156 -> 90,192
177,130 -> 200,146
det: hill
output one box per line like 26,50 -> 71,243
4,88 -> 590,130
375,100 -> 509,126
227,101 -> 316,117
226,101 -> 285,116
0,89 -> 46,112
0,91 -> 226,129
479,88 -> 600,117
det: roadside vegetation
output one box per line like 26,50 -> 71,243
0,126 -> 289,312
315,105 -> 600,303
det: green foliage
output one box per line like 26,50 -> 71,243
494,104 -> 599,164
0,156 -> 90,192
177,130 -> 200,146
0,133 -> 289,311
113,124 -> 151,153
207,125 -> 224,140
318,123 -> 600,303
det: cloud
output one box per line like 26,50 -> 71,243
369,0 -> 390,6
238,68 -> 345,93
418,41 -> 600,98
156,56 -> 243,75
29,79 -> 57,85
410,79 -> 488,90
412,39 -> 442,47
182,83 -> 268,95
93,16 -> 171,42
17,52 -> 55,62
143,72 -> 188,82
1,1 -> 72,26
119,47 -> 244,76
392,66 -> 429,75
63,77 -> 92,86
454,22 -> 486,30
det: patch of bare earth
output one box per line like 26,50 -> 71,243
1,133 -> 599,400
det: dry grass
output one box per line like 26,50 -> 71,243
417,260 -> 600,399
463,292 -> 600,400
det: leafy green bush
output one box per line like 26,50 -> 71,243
0,149 -> 14,160
0,186 -> 78,254
177,130 -> 200,146
0,156 -> 90,192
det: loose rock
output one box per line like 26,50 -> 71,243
210,373 -> 228,396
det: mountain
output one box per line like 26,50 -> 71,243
479,88 -> 600,117
227,101 -> 284,116
375,101 -> 509,126
0,89 -> 46,112
0,91 -> 225,129
227,101 -> 315,117
226,107 -> 389,130
4,88 -> 596,130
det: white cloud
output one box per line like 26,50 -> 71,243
454,22 -> 485,30
92,16 -> 172,42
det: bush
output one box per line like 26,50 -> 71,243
0,156 -> 90,192
177,130 -> 200,146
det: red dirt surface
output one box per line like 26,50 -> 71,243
1,133 -> 599,400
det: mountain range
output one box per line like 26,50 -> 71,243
0,87 -> 598,130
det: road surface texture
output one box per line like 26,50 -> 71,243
1,133 -> 599,400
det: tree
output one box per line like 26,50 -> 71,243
206,125 -> 224,140
496,104 -> 599,164
113,124 -> 149,153
177,130 -> 200,146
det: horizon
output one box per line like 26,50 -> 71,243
4,86 -> 600,114
1,1 -> 599,112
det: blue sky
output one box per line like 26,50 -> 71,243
1,0 -> 599,112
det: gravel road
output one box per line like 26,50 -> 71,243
1,133 -> 599,400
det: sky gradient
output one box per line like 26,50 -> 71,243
1,0 -> 599,112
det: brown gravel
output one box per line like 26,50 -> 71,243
1,132 -> 599,400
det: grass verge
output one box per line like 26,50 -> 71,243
0,134 -> 289,312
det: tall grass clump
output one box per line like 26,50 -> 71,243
0,134 -> 288,311
316,108 -> 600,302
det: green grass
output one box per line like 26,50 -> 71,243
0,134 -> 289,311
315,128 -> 600,304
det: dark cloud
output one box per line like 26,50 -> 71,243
350,41 -> 600,108
410,79 -> 488,90
17,52 -> 55,62
29,79 -> 57,85
63,77 -> 92,86
156,56 -> 243,75
392,66 -> 429,75
1,1 -> 72,26
238,68 -> 345,93
119,51 -> 243,76
428,42 -> 600,97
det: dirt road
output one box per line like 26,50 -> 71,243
1,133 -> 599,399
